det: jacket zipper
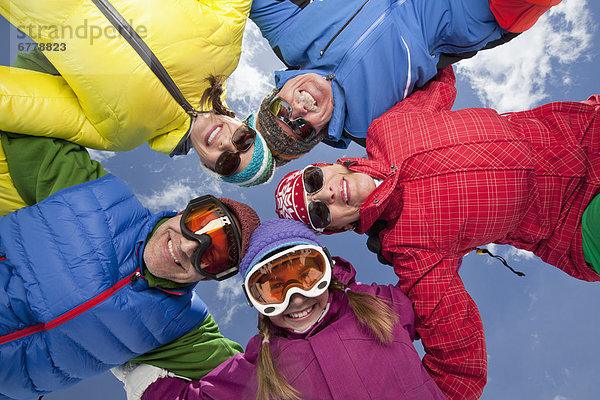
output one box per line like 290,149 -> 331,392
131,267 -> 185,295
320,0 -> 371,56
89,0 -> 198,117
0,268 -> 141,345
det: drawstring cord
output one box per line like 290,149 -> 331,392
476,248 -> 526,277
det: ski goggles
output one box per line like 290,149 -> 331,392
268,97 -> 317,141
243,244 -> 332,316
302,166 -> 331,231
215,118 -> 257,177
180,195 -> 241,280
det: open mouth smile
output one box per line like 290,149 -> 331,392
167,239 -> 182,267
341,178 -> 349,205
286,304 -> 315,320
206,125 -> 223,147
294,89 -> 319,112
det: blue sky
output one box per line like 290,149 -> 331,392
2,1 -> 599,399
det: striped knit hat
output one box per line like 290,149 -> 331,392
220,113 -> 275,187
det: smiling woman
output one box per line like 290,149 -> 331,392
274,65 -> 600,399
275,163 -> 377,232
182,76 -> 276,187
0,0 -> 252,162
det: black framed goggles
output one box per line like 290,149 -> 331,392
268,97 -> 317,141
302,166 -> 332,230
214,118 -> 257,177
180,195 -> 241,280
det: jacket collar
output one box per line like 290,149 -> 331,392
337,158 -> 403,234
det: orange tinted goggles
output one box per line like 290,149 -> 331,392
181,196 -> 241,281
244,245 -> 332,315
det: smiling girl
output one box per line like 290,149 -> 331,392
113,219 -> 447,400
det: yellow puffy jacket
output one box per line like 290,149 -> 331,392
0,0 -> 250,153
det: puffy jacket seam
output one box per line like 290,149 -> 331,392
66,190 -> 119,280
96,293 -> 160,356
21,343 -> 39,395
46,331 -> 105,379
2,3 -> 80,33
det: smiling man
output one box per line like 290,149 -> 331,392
251,0 -> 561,166
274,66 -> 600,399
0,131 -> 260,400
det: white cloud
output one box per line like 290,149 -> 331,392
88,149 -> 116,162
483,244 -> 535,262
553,396 -> 569,400
214,277 -> 247,326
505,247 -> 535,261
528,293 -> 539,313
137,178 -> 223,212
456,0 -> 595,111
227,22 -> 278,116
531,331 -> 540,346
216,276 -> 244,300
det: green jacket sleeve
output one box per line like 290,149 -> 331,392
12,49 -> 60,75
1,132 -> 107,205
131,314 -> 243,380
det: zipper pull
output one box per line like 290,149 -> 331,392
130,271 -> 143,282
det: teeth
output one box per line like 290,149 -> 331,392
168,240 -> 181,265
294,90 -> 319,112
207,126 -> 222,145
342,180 -> 348,204
288,305 -> 314,319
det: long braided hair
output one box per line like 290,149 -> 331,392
254,277 -> 399,400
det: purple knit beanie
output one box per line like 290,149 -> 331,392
239,218 -> 321,279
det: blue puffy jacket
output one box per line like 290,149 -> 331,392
0,174 -> 209,400
251,0 -> 507,147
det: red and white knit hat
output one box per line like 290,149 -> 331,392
274,164 -> 333,230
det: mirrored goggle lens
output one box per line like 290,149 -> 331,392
291,119 -> 316,140
308,200 -> 331,229
232,125 -> 256,152
268,97 -> 292,120
247,247 -> 327,305
215,151 -> 241,177
269,98 -> 316,141
302,166 -> 324,194
183,203 -> 240,275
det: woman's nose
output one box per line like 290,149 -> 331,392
312,184 -> 335,204
218,133 -> 236,152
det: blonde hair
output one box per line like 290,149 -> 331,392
255,277 -> 399,400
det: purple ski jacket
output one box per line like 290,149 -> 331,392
142,257 -> 446,400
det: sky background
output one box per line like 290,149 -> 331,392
1,1 -> 599,399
